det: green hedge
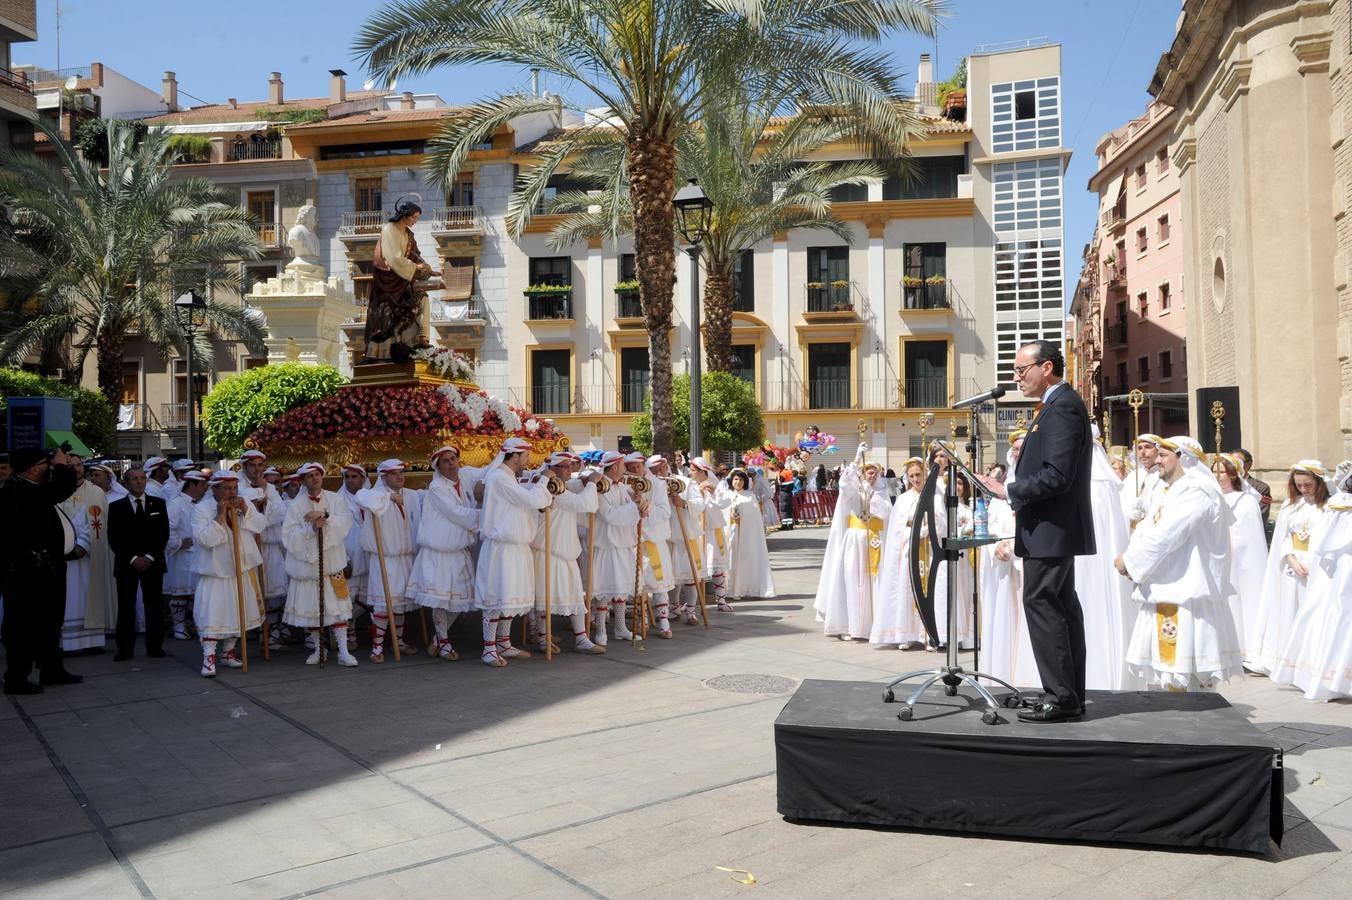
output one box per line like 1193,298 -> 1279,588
630,371 -> 763,455
0,368 -> 116,455
201,363 -> 346,456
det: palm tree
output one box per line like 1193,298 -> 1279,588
544,98 -> 914,372
0,120 -> 267,410
356,0 -> 946,455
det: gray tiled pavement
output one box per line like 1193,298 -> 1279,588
3,529 -> 1351,898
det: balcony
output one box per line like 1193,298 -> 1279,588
1105,262 -> 1126,287
431,296 -> 485,325
428,206 -> 484,236
1102,207 -> 1126,231
339,211 -> 387,241
805,282 -> 858,318
902,377 -> 950,409
1109,319 -> 1128,346
230,139 -> 282,162
257,223 -> 280,248
0,67 -> 36,121
901,281 -> 952,311
524,286 -> 573,322
616,287 -> 643,321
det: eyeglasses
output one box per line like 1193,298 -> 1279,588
1012,361 -> 1046,378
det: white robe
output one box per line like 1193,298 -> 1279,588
931,498 -> 974,649
1123,474 -> 1244,690
356,485 -> 422,614
58,504 -> 100,651
474,467 -> 551,615
165,492 -> 200,597
282,490 -> 353,628
239,480 -> 287,601
637,474 -> 676,593
726,490 -> 776,599
665,476 -> 706,584
870,489 -> 927,647
1249,498 -> 1327,673
1270,495 -> 1352,700
532,479 -> 598,616
408,473 -> 480,612
1222,490 -> 1267,662
1078,442 -> 1138,691
60,480 -> 113,647
191,497 -> 265,638
591,478 -> 643,602
695,479 -> 730,575
339,487 -> 369,602
813,465 -> 889,638
979,500 -> 1039,687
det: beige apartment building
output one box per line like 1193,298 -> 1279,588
1149,0 -> 1351,479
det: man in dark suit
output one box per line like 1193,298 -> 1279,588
0,446 -> 83,694
979,340 -> 1095,723
107,467 -> 170,661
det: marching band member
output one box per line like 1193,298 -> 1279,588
143,456 -> 174,501
169,459 -> 198,498
591,451 -> 644,646
625,452 -> 676,637
239,451 -> 289,649
814,446 -> 889,640
474,437 -> 551,666
282,463 -> 358,667
192,472 -> 265,678
408,446 -> 481,661
338,464 -> 370,651
357,459 -> 422,663
688,457 -> 733,612
531,452 -> 605,654
648,455 -> 706,627
165,470 -> 209,640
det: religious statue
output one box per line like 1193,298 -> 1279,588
360,195 -> 436,365
286,203 -> 322,273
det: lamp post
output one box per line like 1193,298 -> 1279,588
174,290 -> 208,460
672,179 -> 714,460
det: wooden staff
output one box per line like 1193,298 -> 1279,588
674,499 -> 709,627
315,504 -> 327,667
253,529 -> 271,659
543,502 -> 553,661
1128,388 -> 1145,496
227,503 -> 249,673
369,510 -> 402,662
584,508 -> 597,634
631,514 -> 646,642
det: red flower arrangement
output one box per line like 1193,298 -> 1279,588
247,385 -> 558,445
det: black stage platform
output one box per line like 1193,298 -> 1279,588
775,680 -> 1283,854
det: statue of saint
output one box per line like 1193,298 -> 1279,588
361,196 -> 435,364
286,203 -> 322,271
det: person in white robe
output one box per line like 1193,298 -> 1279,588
1121,435 -> 1165,530
1211,453 -> 1267,662
338,464 -> 370,651
192,472 -> 265,677
649,455 -> 707,626
143,456 -> 174,501
1270,478 -> 1352,700
689,457 -> 733,612
813,448 -> 889,639
530,452 -> 605,654
1117,436 -> 1243,691
474,437 -> 552,666
625,452 -> 677,637
238,450 -> 289,649
871,457 -> 929,649
1075,427 -> 1136,691
168,458 -> 197,499
725,468 -> 777,602
590,451 -> 644,646
59,458 -> 113,652
979,433 -> 1039,685
281,463 -> 356,666
165,470 -> 209,639
930,473 -> 974,650
752,468 -> 777,532
357,458 -> 423,661
408,446 -> 482,661
1248,460 -> 1332,673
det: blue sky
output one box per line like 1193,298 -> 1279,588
21,0 -> 1181,304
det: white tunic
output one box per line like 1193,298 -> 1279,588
979,498 -> 1040,688
1270,495 -> 1352,700
58,504 -> 100,651
870,489 -> 928,647
339,487 -> 369,601
591,478 -> 643,602
60,480 -> 114,644
694,478 -> 731,575
239,480 -> 287,600
282,490 -> 353,628
532,479 -> 598,615
637,474 -> 676,593
666,476 -> 707,584
192,497 -> 265,638
726,490 -> 776,599
813,465 -> 889,638
357,484 -> 422,613
1122,475 -> 1243,689
1077,443 -> 1138,691
1222,490 -> 1268,661
474,467 -> 551,614
408,473 -> 480,612
1249,498 -> 1327,673
165,492 -> 200,597
931,498 -> 974,648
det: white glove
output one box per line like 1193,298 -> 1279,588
1129,497 -> 1149,523
1335,460 -> 1352,483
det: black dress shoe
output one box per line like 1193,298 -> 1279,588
39,670 -> 84,686
146,649 -> 167,658
1016,701 -> 1081,723
113,652 -> 133,662
3,681 -> 43,695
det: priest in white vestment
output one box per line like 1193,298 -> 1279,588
60,458 -> 113,652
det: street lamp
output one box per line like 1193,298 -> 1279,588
672,178 -> 713,459
174,290 -> 208,460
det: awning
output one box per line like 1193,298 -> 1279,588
45,430 -> 93,457
1099,171 -> 1125,212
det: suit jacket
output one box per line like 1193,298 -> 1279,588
0,464 -> 79,577
1007,382 -> 1096,559
108,493 -> 170,577
1246,475 -> 1273,523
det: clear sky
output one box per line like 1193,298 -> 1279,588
20,0 -> 1182,306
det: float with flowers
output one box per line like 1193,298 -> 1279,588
242,348 -> 569,479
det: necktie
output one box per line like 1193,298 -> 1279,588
135,497 -> 144,516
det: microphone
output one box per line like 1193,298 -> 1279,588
953,386 -> 1007,410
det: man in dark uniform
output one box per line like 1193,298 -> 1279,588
979,340 -> 1096,723
108,468 -> 171,661
0,446 -> 83,694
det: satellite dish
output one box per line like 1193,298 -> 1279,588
362,78 -> 375,91
63,75 -> 79,90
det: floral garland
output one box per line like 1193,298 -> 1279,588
414,346 -> 476,382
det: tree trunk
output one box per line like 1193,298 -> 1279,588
627,130 -> 678,457
95,324 -> 125,412
703,267 -> 734,373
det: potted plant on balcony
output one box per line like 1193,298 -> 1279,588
902,275 -> 923,288
924,274 -> 946,286
524,283 -> 572,295
614,279 -> 640,294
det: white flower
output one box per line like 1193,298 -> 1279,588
525,418 -> 540,433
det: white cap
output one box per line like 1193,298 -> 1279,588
431,445 -> 460,463
377,459 -> 406,475
600,450 -> 626,467
689,456 -> 712,472
181,469 -> 208,482
145,456 -> 168,470
241,449 -> 267,461
1290,459 -> 1328,477
501,437 -> 531,455
172,459 -> 196,471
1167,436 -> 1206,461
263,466 -> 281,477
1137,434 -> 1163,447
342,462 -> 367,476
544,452 -> 573,467
624,451 -> 645,464
296,462 -> 324,477
209,471 -> 239,485
645,454 -> 666,469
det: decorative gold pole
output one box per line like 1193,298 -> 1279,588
1127,388 -> 1145,497
918,412 -> 934,457
1100,408 -> 1111,446
1211,400 -> 1226,454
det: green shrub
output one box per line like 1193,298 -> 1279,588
200,363 -> 346,456
630,371 -> 763,455
0,368 -> 116,455
74,117 -> 148,166
166,134 -> 213,163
